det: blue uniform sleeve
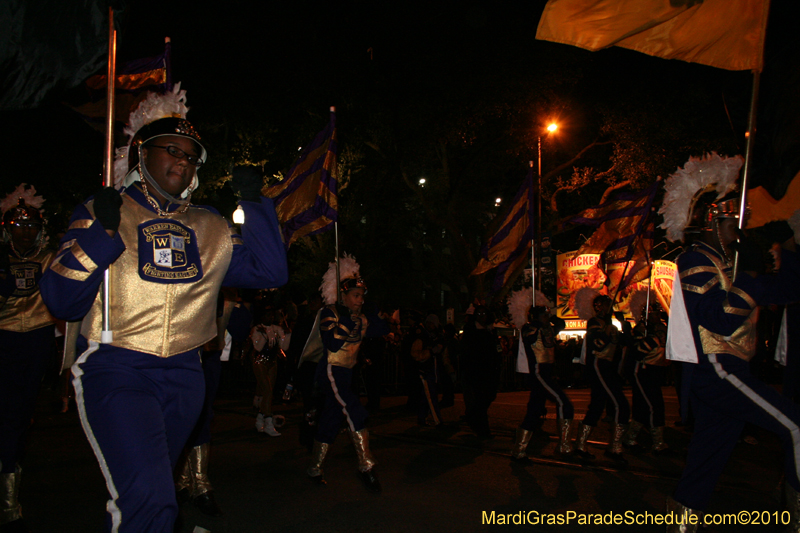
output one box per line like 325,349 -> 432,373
39,202 -> 126,321
222,197 -> 288,289
678,250 -> 764,338
319,306 -> 357,353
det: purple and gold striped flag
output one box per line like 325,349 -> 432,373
571,179 -> 659,259
569,180 -> 659,297
70,40 -> 171,131
264,110 -> 338,248
471,168 -> 534,293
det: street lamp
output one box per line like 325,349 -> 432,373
536,122 -> 558,291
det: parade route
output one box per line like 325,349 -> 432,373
23,386 -> 788,532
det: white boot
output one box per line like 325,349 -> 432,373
255,412 -> 266,432
263,416 -> 281,437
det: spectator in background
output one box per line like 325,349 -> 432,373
461,305 -> 501,439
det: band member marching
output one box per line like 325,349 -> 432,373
39,85 -> 287,533
304,255 -> 385,494
0,186 -> 56,531
659,153 -> 800,531
508,289 -> 572,462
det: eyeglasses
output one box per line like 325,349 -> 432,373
8,221 -> 42,229
148,145 -> 204,167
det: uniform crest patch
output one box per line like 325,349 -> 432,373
10,262 -> 41,296
138,220 -> 203,283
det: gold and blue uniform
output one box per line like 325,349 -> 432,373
520,317 -> 573,429
672,241 -> 800,511
39,184 -> 287,532
582,315 -> 630,427
0,247 -> 56,478
314,305 -> 370,443
630,321 -> 669,429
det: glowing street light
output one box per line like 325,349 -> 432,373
495,197 -> 502,207
419,178 -> 426,187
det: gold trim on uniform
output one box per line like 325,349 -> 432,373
588,317 -> 618,362
68,219 -> 94,231
49,260 -> 91,282
0,250 -> 56,332
723,305 -> 752,316
80,194 -> 233,357
729,286 -> 757,309
689,243 -> 759,361
679,265 -> 718,278
324,305 -> 367,369
70,241 -> 99,273
698,311 -> 758,362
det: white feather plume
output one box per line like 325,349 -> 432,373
1,183 -> 45,215
575,287 -> 601,321
658,152 -> 743,243
628,289 -> 651,323
320,253 -> 361,305
113,83 -> 189,187
507,288 -> 553,329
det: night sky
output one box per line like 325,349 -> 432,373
1,1 -> 797,255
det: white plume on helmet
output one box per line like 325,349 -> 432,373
575,287 -> 601,321
628,289 -> 651,323
113,83 -> 191,188
320,253 -> 362,305
658,152 -> 742,243
507,288 -> 553,329
1,183 -> 45,215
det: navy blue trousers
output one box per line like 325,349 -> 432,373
314,356 -> 368,444
0,325 -> 55,473
583,358 -> 630,426
631,363 -> 667,428
521,363 -> 574,431
188,349 -> 223,447
674,354 -> 800,511
73,342 -> 205,533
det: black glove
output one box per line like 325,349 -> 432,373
335,303 -> 357,328
729,229 -> 766,275
230,165 -> 264,202
93,187 -> 123,233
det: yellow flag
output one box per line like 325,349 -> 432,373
746,170 -> 800,228
536,0 -> 770,71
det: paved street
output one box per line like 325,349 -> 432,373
20,382 -> 789,532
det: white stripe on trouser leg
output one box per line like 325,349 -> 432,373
535,363 -> 565,420
327,364 -> 356,432
594,358 -> 621,425
633,362 -> 655,428
420,376 -> 440,425
709,354 -> 800,482
72,341 -> 123,533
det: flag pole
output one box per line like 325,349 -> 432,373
331,106 -> 341,306
610,208 -> 654,306
529,161 -> 536,303
101,7 -> 116,344
643,249 -> 653,335
733,70 -> 762,277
